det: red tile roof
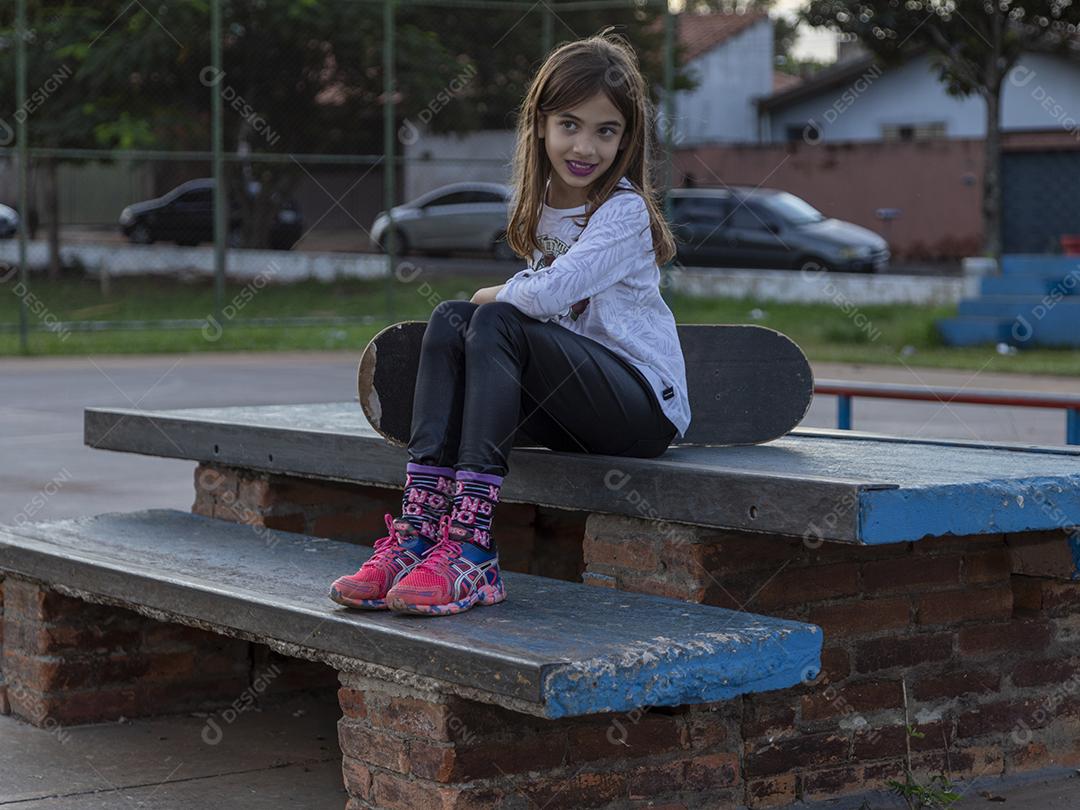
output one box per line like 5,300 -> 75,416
677,11 -> 769,62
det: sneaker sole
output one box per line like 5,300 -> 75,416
386,581 -> 507,616
329,587 -> 389,610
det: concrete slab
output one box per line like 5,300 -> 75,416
0,693 -> 344,808
0,509 -> 822,719
83,401 -> 1080,543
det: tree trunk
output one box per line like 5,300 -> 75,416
44,159 -> 61,280
982,10 -> 1004,260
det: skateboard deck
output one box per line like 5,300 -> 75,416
358,320 -> 813,448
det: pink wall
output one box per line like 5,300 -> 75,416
674,133 -> 1080,260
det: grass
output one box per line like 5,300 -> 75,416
2,273 -> 1078,377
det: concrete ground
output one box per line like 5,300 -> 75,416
1,351 -> 1078,525
0,693 -> 345,808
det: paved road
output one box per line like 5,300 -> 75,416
1,352 -> 1076,526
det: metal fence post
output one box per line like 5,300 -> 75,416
15,0 -> 28,354
837,394 -> 853,430
1068,408 -> 1080,446
383,0 -> 397,321
211,0 -> 225,325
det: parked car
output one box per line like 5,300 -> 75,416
668,187 -> 890,273
119,178 -> 303,250
371,182 -> 514,260
0,203 -> 19,238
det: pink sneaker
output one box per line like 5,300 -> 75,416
329,514 -> 436,609
385,515 -> 506,616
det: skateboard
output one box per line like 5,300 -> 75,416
357,320 -> 813,447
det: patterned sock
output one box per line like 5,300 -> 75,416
448,470 -> 503,552
400,462 -> 456,541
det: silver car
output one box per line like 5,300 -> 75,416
370,182 -> 514,260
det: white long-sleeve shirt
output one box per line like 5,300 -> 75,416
495,176 -> 691,440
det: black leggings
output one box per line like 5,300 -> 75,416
408,300 -> 678,477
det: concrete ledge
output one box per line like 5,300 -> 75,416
0,510 -> 822,719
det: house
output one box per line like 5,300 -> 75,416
758,46 -> 1080,144
661,11 -> 779,145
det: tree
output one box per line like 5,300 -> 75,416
803,0 -> 1080,259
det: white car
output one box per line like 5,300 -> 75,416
371,182 -> 514,260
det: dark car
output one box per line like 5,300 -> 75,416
119,178 -> 303,250
0,203 -> 18,239
668,187 -> 890,273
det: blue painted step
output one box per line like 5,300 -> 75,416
958,296 -> 1080,319
1001,255 -> 1080,279
936,316 -> 1011,346
980,275 -> 1077,296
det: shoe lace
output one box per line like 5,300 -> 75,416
367,513 -> 412,567
415,514 -> 462,570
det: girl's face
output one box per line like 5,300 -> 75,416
537,92 -> 627,208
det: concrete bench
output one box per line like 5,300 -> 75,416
3,400 -> 1080,808
0,509 -> 821,720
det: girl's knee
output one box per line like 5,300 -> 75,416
426,299 -> 476,339
469,301 -> 519,330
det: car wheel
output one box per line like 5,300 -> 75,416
379,228 -> 409,255
795,255 -> 830,275
491,233 -> 516,262
130,222 -> 153,245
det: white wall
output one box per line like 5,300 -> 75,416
667,19 -> 775,144
764,51 -> 1080,143
402,130 -> 515,201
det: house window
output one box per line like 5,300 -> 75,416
882,122 -> 946,141
786,122 -> 820,142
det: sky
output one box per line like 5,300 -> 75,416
771,0 -> 838,62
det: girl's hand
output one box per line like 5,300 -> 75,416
470,284 -> 505,305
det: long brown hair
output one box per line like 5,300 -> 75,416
505,29 -> 676,266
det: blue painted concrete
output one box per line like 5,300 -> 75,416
542,623 -> 822,718
939,254 -> 1080,347
860,472 -> 1080,544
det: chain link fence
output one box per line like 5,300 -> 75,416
0,0 -> 678,353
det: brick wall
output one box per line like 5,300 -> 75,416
584,514 -> 1080,807
0,577 -> 338,727
192,463 -> 586,582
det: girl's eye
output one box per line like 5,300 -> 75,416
560,121 -> 617,137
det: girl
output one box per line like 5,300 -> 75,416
329,30 -> 690,617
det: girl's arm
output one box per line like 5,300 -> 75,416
494,193 -> 650,321
470,284 -> 506,305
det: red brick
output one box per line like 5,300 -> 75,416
855,632 -> 954,673
453,730 -> 569,779
364,692 -> 451,739
341,755 -> 371,800
1012,578 -> 1080,615
914,534 -> 1005,556
745,732 -> 848,777
583,535 -> 660,574
753,563 -> 861,610
1010,658 -> 1080,688
800,765 -> 862,800
958,619 -> 1052,658
520,768 -> 628,809
801,679 -> 903,722
684,705 -> 736,749
567,712 -> 687,762
963,548 -> 1012,584
370,772 -> 467,810
862,555 -> 960,593
338,687 -> 367,720
913,668 -> 1001,701
1008,532 -> 1078,579
336,718 -> 409,773
741,694 -> 797,739
808,597 -> 911,639
746,774 -> 796,808
914,585 -> 1013,626
821,647 -> 851,681
268,476 -> 369,508
956,698 -> 1044,739
851,722 -> 948,760
684,751 -> 740,790
626,760 -> 688,798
